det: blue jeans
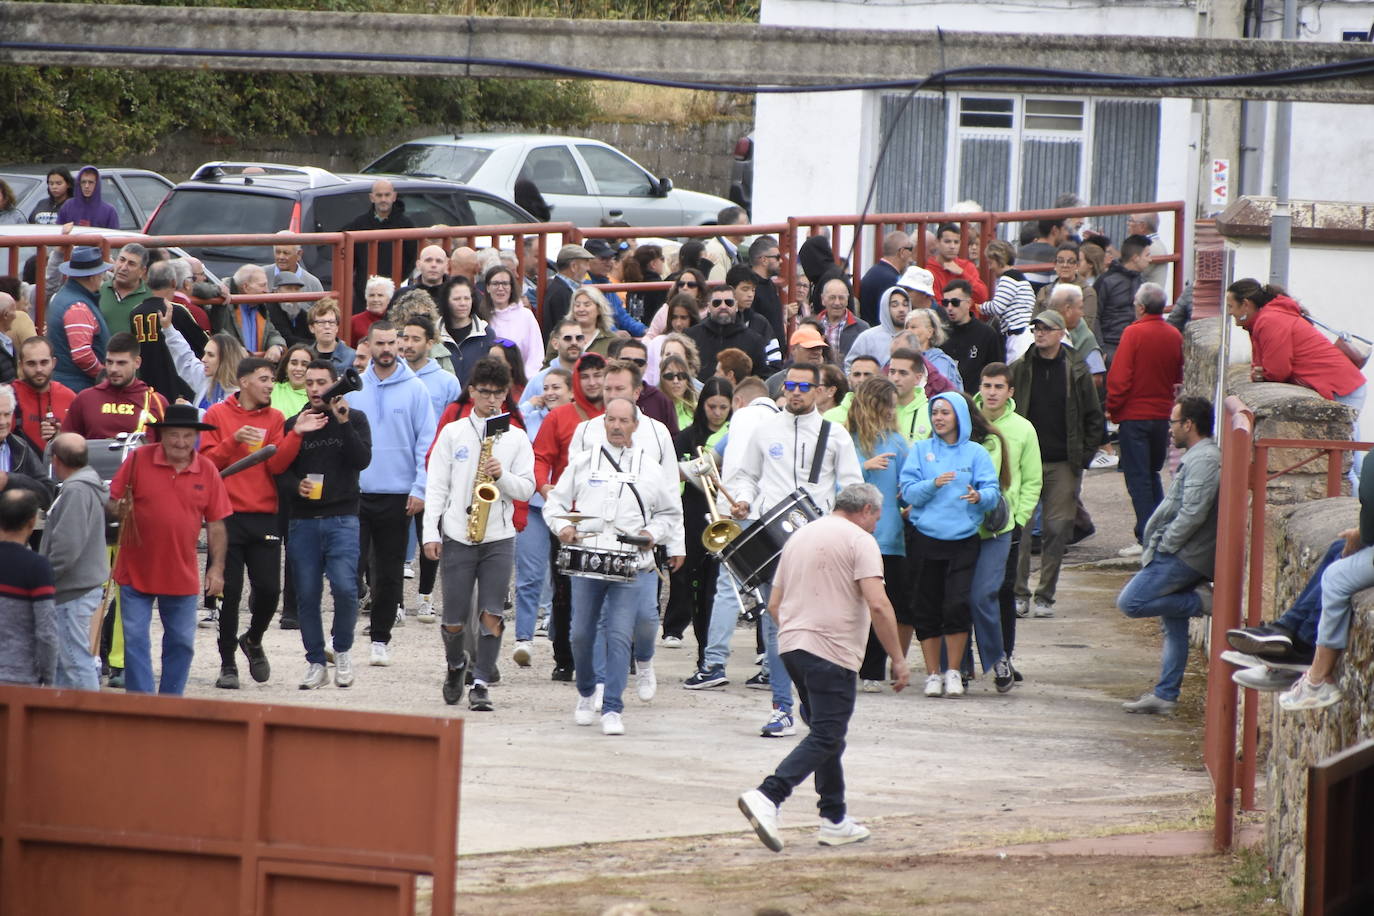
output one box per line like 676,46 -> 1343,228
54,585 -> 102,690
1317,544 -> 1374,650
1118,419 -> 1169,544
1274,539 -> 1342,647
1334,384 -> 1366,481
703,556 -> 745,670
1116,551 -> 1207,701
760,590 -> 793,714
289,515 -> 360,666
967,532 -> 1011,674
570,571 -> 657,715
759,649 -> 856,823
120,587 -> 198,695
514,505 -> 551,642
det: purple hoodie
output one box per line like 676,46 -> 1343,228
55,166 -> 119,228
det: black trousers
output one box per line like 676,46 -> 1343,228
546,532 -> 574,670
858,554 -> 914,681
218,512 -> 281,666
412,513 -> 439,595
911,531 -> 980,641
358,493 -> 409,645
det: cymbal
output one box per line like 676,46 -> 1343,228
554,512 -> 594,523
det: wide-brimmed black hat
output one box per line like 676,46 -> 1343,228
146,403 -> 217,431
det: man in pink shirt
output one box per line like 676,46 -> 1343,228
738,482 -> 909,852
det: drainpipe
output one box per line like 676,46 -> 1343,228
1269,0 -> 1298,287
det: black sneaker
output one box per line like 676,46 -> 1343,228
993,658 -> 1014,694
279,616 -> 300,631
488,665 -> 501,686
745,670 -> 770,690
215,665 -> 240,689
1010,660 -> 1024,683
1226,624 -> 1294,659
683,665 -> 728,689
238,633 -> 271,683
442,667 -> 465,705
107,666 -> 125,689
550,666 -> 574,682
468,684 -> 493,712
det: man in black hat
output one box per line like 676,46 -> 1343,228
46,246 -> 112,393
109,404 -> 232,695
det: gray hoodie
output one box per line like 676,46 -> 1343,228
844,285 -> 907,370
39,465 -> 111,603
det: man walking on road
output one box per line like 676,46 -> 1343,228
739,482 -> 909,852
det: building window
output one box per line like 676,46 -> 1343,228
1024,99 -> 1086,132
959,97 -> 1014,129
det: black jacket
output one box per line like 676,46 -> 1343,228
1094,260 -> 1143,347
281,407 -> 372,518
344,200 -> 416,308
749,270 -> 786,345
1,433 -> 56,509
685,318 -> 768,383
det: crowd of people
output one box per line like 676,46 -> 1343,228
1,188 -> 1369,842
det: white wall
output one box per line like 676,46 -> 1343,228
1228,236 -> 1374,439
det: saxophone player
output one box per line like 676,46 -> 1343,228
423,357 -> 535,710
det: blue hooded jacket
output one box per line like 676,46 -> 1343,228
899,392 -> 1001,540
346,359 -> 436,500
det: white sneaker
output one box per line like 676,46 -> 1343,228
1090,449 -> 1119,469
298,662 -> 328,690
601,711 -> 625,735
512,641 -> 533,667
403,562 -> 415,579
738,789 -> 783,852
1279,672 -> 1342,712
416,594 -> 436,623
818,815 -> 871,846
1015,598 -> 1030,619
1118,543 -> 1144,558
593,683 -> 604,712
334,650 -> 354,687
924,673 -> 944,698
636,661 -> 657,702
393,608 -> 406,628
574,694 -> 596,725
660,635 -> 683,648
943,669 -> 964,698
1031,599 -> 1056,618
369,641 -> 391,666
861,679 -> 882,693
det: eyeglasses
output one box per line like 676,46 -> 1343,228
661,372 -> 688,382
1168,417 -> 1187,426
941,298 -> 967,308
472,387 -> 505,398
487,280 -> 512,287
782,381 -> 814,392
312,318 -> 339,326
711,298 -> 734,306
561,334 -> 586,342
622,357 -> 647,367
761,253 -> 782,261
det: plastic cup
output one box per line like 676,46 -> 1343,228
306,473 -> 324,500
245,426 -> 266,452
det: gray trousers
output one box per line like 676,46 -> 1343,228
440,537 -> 516,684
1016,461 -> 1082,605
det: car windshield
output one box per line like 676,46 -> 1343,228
147,189 -> 295,262
365,144 -> 492,183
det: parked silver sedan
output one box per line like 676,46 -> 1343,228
362,133 -> 736,228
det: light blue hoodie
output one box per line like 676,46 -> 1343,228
899,392 -> 1001,540
347,360 -> 436,500
411,357 -> 461,421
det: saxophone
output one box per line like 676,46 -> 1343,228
466,426 -> 503,542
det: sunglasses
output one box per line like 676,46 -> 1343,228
661,372 -> 688,382
561,334 -> 586,342
711,298 -> 734,306
941,298 -> 968,308
678,281 -> 699,289
782,381 -> 814,392
622,357 -> 647,367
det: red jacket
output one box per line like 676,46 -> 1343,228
200,394 -> 303,514
533,355 -> 605,490
926,256 -> 989,303
1106,313 -> 1183,421
63,379 -> 168,440
1250,296 -> 1366,399
11,379 -> 77,453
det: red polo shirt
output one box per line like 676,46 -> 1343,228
110,444 -> 233,596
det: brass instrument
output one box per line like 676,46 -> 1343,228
466,425 -> 503,542
696,446 -> 742,553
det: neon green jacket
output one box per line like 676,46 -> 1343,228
973,395 -> 1043,535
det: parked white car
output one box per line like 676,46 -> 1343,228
362,133 -> 737,229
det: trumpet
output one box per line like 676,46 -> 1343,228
696,446 -> 742,553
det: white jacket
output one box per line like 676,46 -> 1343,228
545,442 -> 683,568
424,413 -> 535,546
727,407 -> 863,516
568,411 -> 683,555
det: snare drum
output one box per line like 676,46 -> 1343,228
557,544 -> 641,582
719,488 -> 822,591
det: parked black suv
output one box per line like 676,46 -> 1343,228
144,162 -> 536,286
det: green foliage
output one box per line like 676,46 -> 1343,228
0,0 -> 754,162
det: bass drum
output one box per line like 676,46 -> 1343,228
719,488 -> 822,591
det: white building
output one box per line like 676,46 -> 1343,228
753,0 -> 1374,268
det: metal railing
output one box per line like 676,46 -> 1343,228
1206,394 -> 1371,850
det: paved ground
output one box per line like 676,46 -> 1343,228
151,465 -> 1217,868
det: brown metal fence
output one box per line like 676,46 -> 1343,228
0,685 -> 461,916
1305,737 -> 1374,915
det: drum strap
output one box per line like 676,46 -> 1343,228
809,420 -> 831,485
599,446 -> 648,527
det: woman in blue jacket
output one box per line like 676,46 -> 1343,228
899,391 -> 1001,699
847,377 -> 913,691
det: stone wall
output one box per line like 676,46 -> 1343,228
123,120 -> 747,208
1264,499 -> 1374,914
1183,319 -> 1356,503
